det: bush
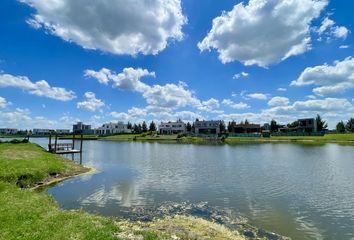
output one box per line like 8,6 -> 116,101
177,133 -> 187,138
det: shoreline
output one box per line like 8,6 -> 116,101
0,142 -> 291,239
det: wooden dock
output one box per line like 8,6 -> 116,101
48,134 -> 83,163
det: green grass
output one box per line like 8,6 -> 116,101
0,143 -> 85,187
101,134 -> 178,142
225,133 -> 354,144
0,182 -> 119,240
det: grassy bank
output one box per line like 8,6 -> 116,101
225,133 -> 354,144
100,133 -> 354,145
0,143 -> 247,240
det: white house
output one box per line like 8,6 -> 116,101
159,121 -> 186,135
0,128 -> 18,135
55,129 -> 71,134
32,129 -> 54,135
95,122 -> 131,135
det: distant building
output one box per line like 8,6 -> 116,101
95,122 -> 131,135
297,118 -> 317,133
159,120 -> 186,135
0,128 -> 18,135
55,129 -> 71,134
194,120 -> 220,134
32,129 -> 54,135
73,122 -> 94,135
230,123 -> 261,133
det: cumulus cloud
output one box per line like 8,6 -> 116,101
0,96 -> 10,108
0,108 -> 57,129
277,88 -> 287,92
77,92 -> 105,112
86,67 -> 201,109
233,72 -> 249,79
268,96 -> 290,106
198,0 -> 327,67
222,99 -> 250,109
246,93 -> 268,100
220,98 -> 354,128
317,17 -> 349,40
0,73 -> 75,101
21,0 -> 187,56
291,57 -> 354,96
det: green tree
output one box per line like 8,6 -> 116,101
127,122 -> 132,129
244,119 -> 249,125
270,119 -> 278,132
149,121 -> 157,132
336,121 -> 346,133
346,118 -> 354,132
227,121 -> 232,132
219,121 -> 226,133
315,114 -> 328,132
142,121 -> 148,132
133,124 -> 139,134
287,121 -> 299,128
186,122 -> 192,132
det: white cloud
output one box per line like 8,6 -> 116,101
233,71 -> 249,79
86,67 -> 201,109
198,0 -> 327,67
174,111 -> 203,122
77,92 -> 105,112
332,26 -> 349,39
0,96 -> 10,108
317,17 -> 334,34
22,0 -> 187,56
339,45 -> 349,49
0,108 -> 57,129
277,88 -> 287,92
317,17 -> 349,40
291,57 -> 354,96
246,93 -> 268,100
219,98 -> 354,128
197,98 -> 221,112
268,96 -> 290,106
222,99 -> 250,109
0,73 -> 75,101
293,98 -> 352,111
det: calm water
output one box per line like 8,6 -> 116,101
31,139 -> 354,239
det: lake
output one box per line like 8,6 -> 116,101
31,138 -> 354,239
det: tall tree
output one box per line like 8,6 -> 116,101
315,114 -> 328,132
227,121 -> 232,132
127,122 -> 132,129
336,121 -> 346,133
346,118 -> 354,132
244,119 -> 249,125
186,122 -> 192,132
149,121 -> 156,132
287,120 -> 299,128
270,119 -> 278,132
219,121 -> 226,133
142,121 -> 148,132
133,124 -> 140,134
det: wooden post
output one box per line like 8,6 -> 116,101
54,135 -> 58,153
80,134 -> 83,165
72,133 -> 75,150
48,134 -> 52,152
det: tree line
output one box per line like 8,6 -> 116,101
336,118 -> 354,133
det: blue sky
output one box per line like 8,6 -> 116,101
0,0 -> 353,129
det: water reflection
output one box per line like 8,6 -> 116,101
28,139 -> 354,240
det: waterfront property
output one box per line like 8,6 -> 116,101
73,122 -> 94,135
0,128 -> 18,135
32,128 -> 54,135
55,129 -> 71,134
194,120 -> 220,134
297,118 -> 317,132
229,122 -> 261,133
95,122 -> 131,135
159,120 -> 186,135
